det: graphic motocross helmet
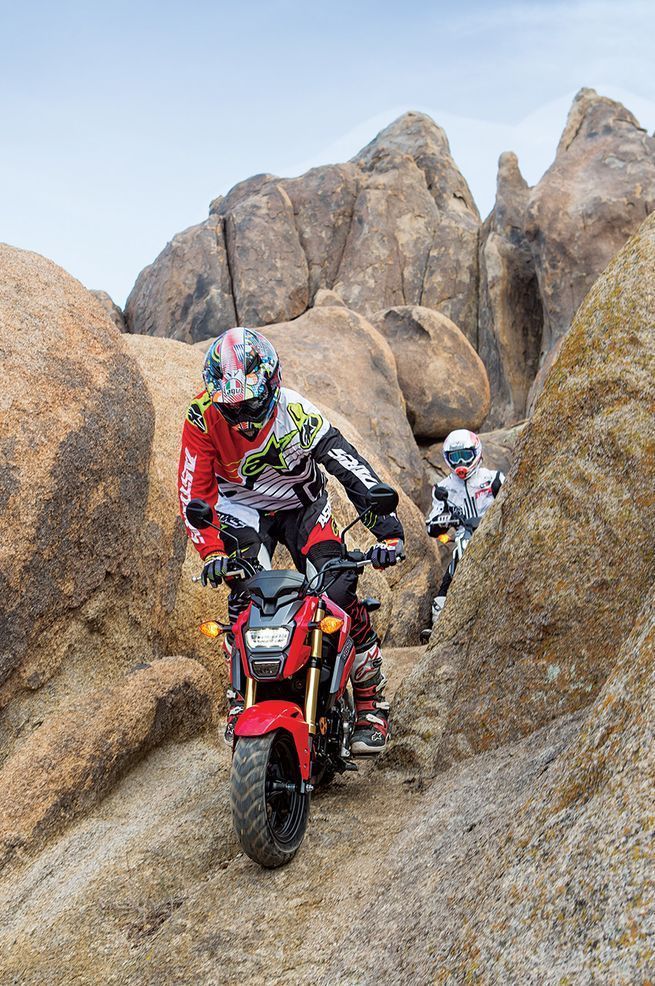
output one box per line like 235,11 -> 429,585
203,327 -> 281,437
442,429 -> 482,480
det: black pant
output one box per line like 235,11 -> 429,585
221,494 -> 374,647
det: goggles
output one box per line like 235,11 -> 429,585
446,448 -> 476,467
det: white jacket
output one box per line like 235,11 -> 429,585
426,466 -> 504,532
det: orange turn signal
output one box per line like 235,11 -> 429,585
437,534 -> 451,544
199,621 -> 223,638
320,616 -> 344,634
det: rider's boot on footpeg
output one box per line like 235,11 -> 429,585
351,638 -> 390,755
222,633 -> 243,745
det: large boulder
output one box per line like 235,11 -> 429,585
121,334 -> 229,685
370,305 -> 490,440
0,658 -> 213,869
125,217 -> 237,343
0,245 -> 154,724
477,153 -> 543,426
125,112 -> 479,344
393,211 -> 655,773
90,290 -> 126,332
428,586 -> 655,981
525,88 -> 655,391
351,112 -> 480,341
223,184 -> 309,326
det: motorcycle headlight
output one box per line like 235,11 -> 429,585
244,627 -> 291,650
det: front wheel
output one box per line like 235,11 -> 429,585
230,731 -> 310,868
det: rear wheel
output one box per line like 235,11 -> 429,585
230,731 -> 310,868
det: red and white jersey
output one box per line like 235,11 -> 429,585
178,386 -> 404,558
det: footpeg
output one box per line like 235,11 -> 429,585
343,761 -> 359,772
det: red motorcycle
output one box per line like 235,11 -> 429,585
185,483 -> 399,868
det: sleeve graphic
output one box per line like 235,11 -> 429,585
177,417 -> 225,558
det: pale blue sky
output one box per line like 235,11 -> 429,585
2,0 -> 654,305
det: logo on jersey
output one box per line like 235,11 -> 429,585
186,393 -> 212,433
288,402 -> 323,450
179,447 -> 204,544
327,448 -> 377,489
241,431 -> 296,479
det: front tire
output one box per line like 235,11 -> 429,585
230,731 -> 310,868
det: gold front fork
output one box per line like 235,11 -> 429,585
304,603 -> 325,735
244,677 -> 257,709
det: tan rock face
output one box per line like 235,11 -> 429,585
90,290 -> 126,332
370,305 -> 490,440
395,211 -> 655,773
0,658 -> 213,870
224,184 -> 309,326
0,245 -> 154,716
121,335 -> 230,686
125,112 -> 479,344
355,112 -> 480,342
525,88 -> 655,382
125,217 -> 237,343
478,153 -> 543,426
442,589 -> 655,982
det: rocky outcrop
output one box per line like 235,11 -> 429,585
478,153 -> 543,426
90,290 -> 127,332
524,88 -> 655,403
428,587 -> 655,982
394,210 -> 655,773
222,183 -> 309,325
478,90 -> 655,424
121,335 -> 230,684
370,305 -> 490,440
0,245 -> 154,719
125,218 -> 237,343
125,112 -> 479,344
0,659 -> 213,869
337,585 -> 655,984
352,112 -> 480,341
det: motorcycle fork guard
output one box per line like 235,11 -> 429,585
234,700 -> 312,779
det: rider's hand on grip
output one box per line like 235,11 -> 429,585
427,517 -> 451,537
201,554 -> 259,587
367,538 -> 405,569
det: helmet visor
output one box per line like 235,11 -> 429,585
446,448 -> 476,467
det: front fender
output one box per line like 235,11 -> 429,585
234,700 -> 311,779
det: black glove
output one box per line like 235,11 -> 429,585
367,538 -> 404,570
201,554 -> 259,587
427,516 -> 452,537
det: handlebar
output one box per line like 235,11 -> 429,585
431,500 -> 480,534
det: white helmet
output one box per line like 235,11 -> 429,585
442,429 -> 482,480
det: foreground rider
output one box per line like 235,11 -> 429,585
426,429 -> 504,621
178,327 -> 404,754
